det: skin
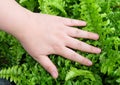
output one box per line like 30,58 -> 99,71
0,0 -> 101,79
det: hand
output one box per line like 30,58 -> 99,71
16,13 -> 101,79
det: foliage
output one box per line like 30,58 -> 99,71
0,0 -> 120,85
65,67 -> 95,81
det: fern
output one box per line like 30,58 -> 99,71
19,0 -> 38,11
38,0 -> 67,16
1,0 -> 120,85
65,67 -> 95,81
0,64 -> 26,84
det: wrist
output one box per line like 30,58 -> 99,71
11,10 -> 34,40
0,0 -> 33,39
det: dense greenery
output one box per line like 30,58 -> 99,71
0,0 -> 120,85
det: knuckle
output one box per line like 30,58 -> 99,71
87,32 -> 92,38
71,19 -> 79,25
45,65 -> 53,72
75,29 -> 82,37
70,19 -> 76,25
77,41 -> 82,47
70,19 -> 74,24
65,19 -> 74,25
81,57 -> 87,63
90,46 -> 95,52
68,52 -> 77,59
75,29 -> 80,35
52,43 -> 64,52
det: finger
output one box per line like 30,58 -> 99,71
61,17 -> 86,26
66,27 -> 99,40
36,55 -> 58,79
65,37 -> 101,54
58,47 -> 92,66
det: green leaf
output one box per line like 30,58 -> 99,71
65,67 -> 95,81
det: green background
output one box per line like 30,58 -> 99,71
0,0 -> 120,85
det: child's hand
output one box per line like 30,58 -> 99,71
16,13 -> 101,79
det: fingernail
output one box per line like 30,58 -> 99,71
95,34 -> 99,40
88,61 -> 92,66
52,71 -> 58,79
96,48 -> 101,53
82,21 -> 87,25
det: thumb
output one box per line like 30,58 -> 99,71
36,55 -> 58,79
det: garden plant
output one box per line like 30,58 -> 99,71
0,0 -> 120,85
